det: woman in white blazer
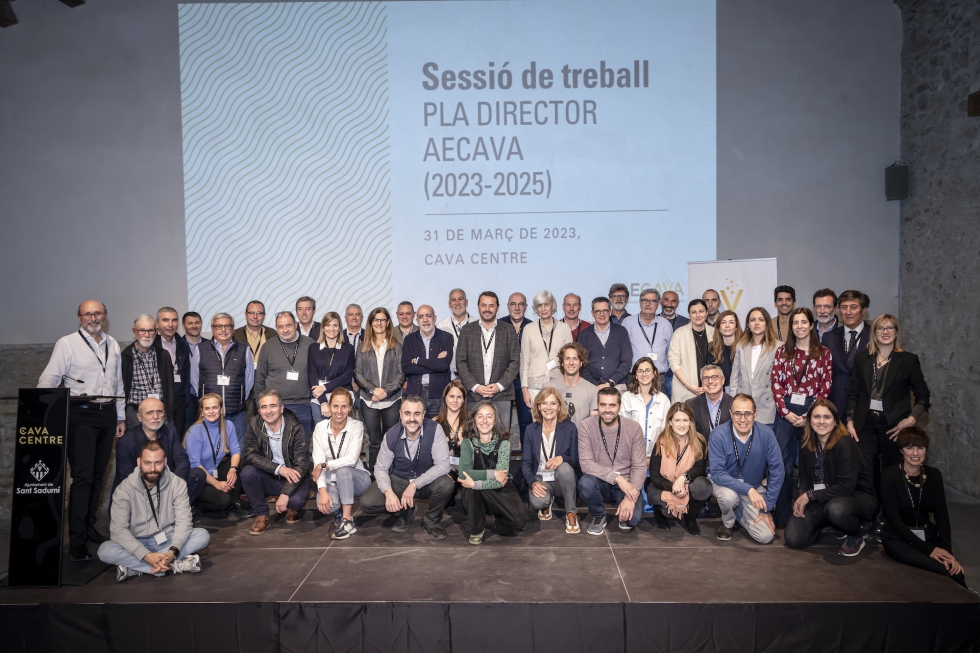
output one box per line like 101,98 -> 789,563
729,306 -> 783,427
667,300 -> 715,404
520,290 -> 573,406
619,357 -> 671,456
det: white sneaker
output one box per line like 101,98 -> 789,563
116,565 -> 142,582
171,554 -> 202,574
538,499 -> 554,521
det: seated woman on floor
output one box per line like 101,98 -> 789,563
785,399 -> 876,556
183,393 -> 244,516
880,427 -> 968,588
645,402 -> 711,536
458,401 -> 528,545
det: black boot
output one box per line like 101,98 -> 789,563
654,506 -> 670,531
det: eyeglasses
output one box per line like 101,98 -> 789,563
640,298 -> 659,304
701,374 -> 722,382
508,302 -> 527,308
610,294 -> 627,300
275,312 -> 293,319
876,326 -> 896,333
212,324 -> 233,330
732,411 -> 755,419
246,311 -> 266,317
80,312 -> 106,319
135,329 -> 156,336
593,309 -> 611,315
372,318 -> 389,325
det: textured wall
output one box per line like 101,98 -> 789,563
897,0 -> 980,495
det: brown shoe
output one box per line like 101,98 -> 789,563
250,515 -> 271,535
286,509 -> 301,524
565,511 -> 581,534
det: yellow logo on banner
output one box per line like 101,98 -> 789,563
721,277 -> 743,312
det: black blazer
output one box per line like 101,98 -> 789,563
121,341 -> 176,423
685,393 -> 732,440
111,423 -> 190,493
823,323 -> 871,417
301,322 -> 321,343
153,333 -> 191,403
521,420 -> 580,487
846,350 -> 930,430
242,409 -> 311,497
455,320 -> 520,402
798,435 -> 875,503
402,329 -> 455,398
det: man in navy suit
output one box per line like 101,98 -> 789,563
823,290 -> 871,416
402,305 -> 454,417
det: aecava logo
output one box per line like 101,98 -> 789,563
721,277 -> 743,312
628,279 -> 685,301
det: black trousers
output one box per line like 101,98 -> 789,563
882,529 -> 967,588
857,411 -> 902,498
67,404 -> 117,546
362,402 -> 401,471
173,393 -> 188,440
359,474 -> 455,528
784,492 -> 877,548
461,482 -> 528,536
195,456 -> 243,513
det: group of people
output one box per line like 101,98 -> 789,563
37,283 -> 966,591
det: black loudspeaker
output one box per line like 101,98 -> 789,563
886,165 -> 908,201
0,0 -> 18,28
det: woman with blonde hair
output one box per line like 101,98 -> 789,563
183,392 -> 244,514
521,387 -> 581,534
645,402 -> 710,536
355,307 -> 405,471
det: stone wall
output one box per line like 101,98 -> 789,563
896,0 -> 980,495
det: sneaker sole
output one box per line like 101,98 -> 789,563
331,531 -> 352,540
538,512 -> 553,521
565,523 -> 581,534
838,539 -> 866,557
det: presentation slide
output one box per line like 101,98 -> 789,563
178,1 -> 716,323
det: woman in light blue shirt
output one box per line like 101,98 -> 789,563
184,392 -> 243,514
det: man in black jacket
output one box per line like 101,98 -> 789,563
121,314 -> 175,429
241,389 -> 311,535
685,365 -> 732,438
154,307 -> 192,438
823,290 -> 871,417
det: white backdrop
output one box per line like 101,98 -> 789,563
687,258 -> 778,323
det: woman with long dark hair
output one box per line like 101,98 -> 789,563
730,307 -> 782,428
355,307 -> 404,471
708,310 -> 742,389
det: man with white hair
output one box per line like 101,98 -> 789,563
437,288 -> 476,377
121,314 -> 176,429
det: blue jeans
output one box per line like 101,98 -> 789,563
578,474 -> 644,526
241,465 -> 309,517
98,528 -> 210,575
227,411 -> 247,450
772,397 -> 813,524
285,403 -> 313,439
661,372 -> 673,402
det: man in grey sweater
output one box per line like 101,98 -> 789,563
98,440 -> 210,581
255,311 -> 315,437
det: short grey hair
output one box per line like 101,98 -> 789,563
449,288 -> 466,298
639,287 -> 661,300
156,306 -> 179,318
531,290 -> 557,316
700,364 -> 722,381
345,303 -> 362,314
133,313 -> 156,326
211,312 -> 234,327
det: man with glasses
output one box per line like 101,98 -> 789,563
199,313 -> 253,448
608,283 -> 631,325
498,292 -> 533,439
155,307 -> 191,438
708,393 -> 783,543
560,293 -> 591,342
437,288 -> 476,378
623,288 -> 673,396
121,314 -> 175,429
234,300 -> 276,418
403,305 -> 454,417
254,311 -> 315,438
578,297 -> 632,390
685,364 -> 732,438
393,301 -> 420,345
39,300 -> 126,561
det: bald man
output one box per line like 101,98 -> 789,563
39,300 -> 127,560
112,398 -> 204,504
121,314 -> 176,429
402,305 -> 455,417
702,289 -> 721,327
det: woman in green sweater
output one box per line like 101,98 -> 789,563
459,401 -> 528,545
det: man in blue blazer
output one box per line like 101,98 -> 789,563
822,290 -> 871,416
402,305 -> 455,417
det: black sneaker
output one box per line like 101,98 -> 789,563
331,519 -> 357,540
422,523 -> 448,541
715,524 -> 732,541
618,519 -> 635,533
654,507 -> 670,531
69,543 -> 92,561
587,514 -> 607,536
392,505 -> 417,533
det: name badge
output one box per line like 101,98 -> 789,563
99,375 -> 113,388
327,472 -> 337,483
147,393 -> 161,400
319,379 -> 328,386
869,399 -> 884,411
217,375 -> 230,386
546,360 -> 558,371
286,371 -> 299,381
173,373 -> 181,383
725,386 -> 731,394
541,470 -> 556,482
449,456 -> 460,466
211,469 -> 218,477
911,528 -> 926,541
790,393 -> 807,406
813,483 -> 826,491
648,352 -> 658,361
253,361 -> 258,370
153,531 -> 168,545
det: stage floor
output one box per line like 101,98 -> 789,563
1,497 -> 978,606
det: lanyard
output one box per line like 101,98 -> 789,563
211,340 -> 228,372
481,327 -> 496,355
453,315 -> 468,338
143,482 -> 161,531
204,420 -> 221,471
791,353 -> 811,387
637,317 -> 659,351
135,348 -> 155,375
279,338 -> 300,370
872,356 -> 890,395
541,430 -> 557,462
693,328 -> 708,364
77,330 -> 108,373
327,430 -> 347,461
675,443 -> 689,465
599,421 -> 622,465
904,468 -> 924,529
403,434 -> 423,478
709,398 -> 723,430
730,423 -> 754,480
538,321 -> 555,356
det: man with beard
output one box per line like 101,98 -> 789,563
121,314 -> 175,429
99,440 -> 209,581
577,387 -> 647,534
111,397 -> 203,505
658,290 -> 690,330
456,291 -> 521,419
812,288 -> 839,343
39,300 -> 126,561
702,289 -> 721,327
358,396 -> 453,539
608,283 -> 631,325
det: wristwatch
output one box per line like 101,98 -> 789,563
229,465 -> 238,471
168,546 -> 180,558
321,462 -> 327,469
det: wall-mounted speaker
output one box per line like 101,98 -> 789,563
886,165 -> 908,201
0,0 -> 18,28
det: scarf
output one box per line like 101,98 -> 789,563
659,440 -> 697,518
